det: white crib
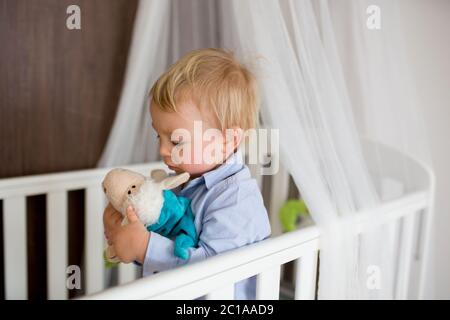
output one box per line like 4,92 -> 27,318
0,141 -> 434,300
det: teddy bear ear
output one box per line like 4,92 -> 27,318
161,172 -> 190,190
150,169 -> 168,182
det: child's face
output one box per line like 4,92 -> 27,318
150,99 -> 240,178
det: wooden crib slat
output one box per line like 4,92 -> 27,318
206,285 -> 235,300
3,196 -> 28,300
46,191 -> 68,300
244,131 -> 263,190
118,263 -> 138,285
395,213 -> 416,299
256,266 -> 280,300
205,284 -> 235,300
269,163 -> 289,237
85,186 -> 105,294
294,250 -> 318,300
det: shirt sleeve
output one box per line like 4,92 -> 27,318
142,181 -> 271,277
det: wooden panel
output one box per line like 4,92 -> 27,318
0,0 -> 138,178
3,196 -> 27,299
0,0 -> 138,300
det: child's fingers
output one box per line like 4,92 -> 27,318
126,205 -> 139,223
104,203 -> 122,228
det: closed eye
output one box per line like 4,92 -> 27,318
156,132 -> 186,146
171,138 -> 187,146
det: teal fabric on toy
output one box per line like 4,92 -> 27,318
146,190 -> 198,260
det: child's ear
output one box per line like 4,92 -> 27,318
223,127 -> 244,155
161,172 -> 190,190
151,169 -> 168,182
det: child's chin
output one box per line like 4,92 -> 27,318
168,165 -> 180,172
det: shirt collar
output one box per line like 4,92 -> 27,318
203,149 -> 244,190
179,149 -> 245,193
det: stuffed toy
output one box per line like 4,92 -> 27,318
102,168 -> 198,264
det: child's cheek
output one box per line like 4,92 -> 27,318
170,144 -> 191,165
185,141 -> 206,166
172,140 -> 222,175
201,139 -> 223,165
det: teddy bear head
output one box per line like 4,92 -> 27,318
102,168 -> 190,225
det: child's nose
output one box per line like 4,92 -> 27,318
159,140 -> 172,158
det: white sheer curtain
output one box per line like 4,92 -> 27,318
326,0 -> 434,298
97,0 -> 169,166
97,0 -> 220,166
98,0 -> 432,299
219,0 -> 394,299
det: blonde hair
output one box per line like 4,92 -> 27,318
150,48 -> 259,131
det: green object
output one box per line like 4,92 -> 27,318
103,250 -> 119,269
279,199 -> 309,232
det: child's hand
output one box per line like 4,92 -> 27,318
103,204 -> 150,264
103,203 -> 122,245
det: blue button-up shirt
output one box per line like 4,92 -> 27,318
142,150 -> 271,299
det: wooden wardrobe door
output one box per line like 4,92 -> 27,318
0,0 -> 138,299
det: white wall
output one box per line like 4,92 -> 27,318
399,0 -> 450,299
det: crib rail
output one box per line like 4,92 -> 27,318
82,190 -> 429,300
82,226 -> 321,300
0,155 -> 433,300
0,149 -> 296,300
0,162 -> 167,300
